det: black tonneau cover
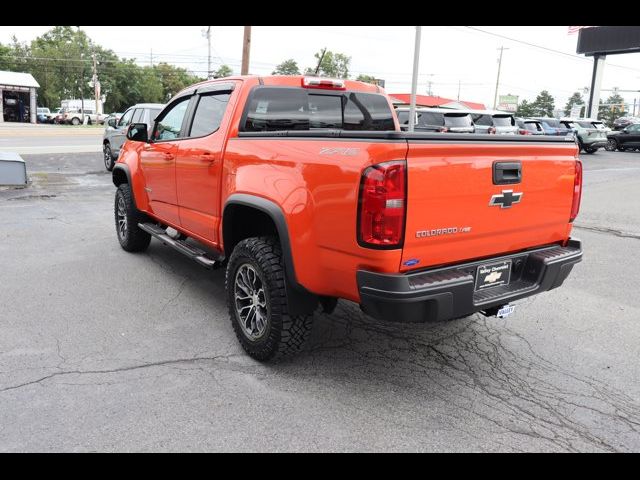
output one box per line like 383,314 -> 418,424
237,130 -> 576,143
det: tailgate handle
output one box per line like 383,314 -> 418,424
493,161 -> 521,185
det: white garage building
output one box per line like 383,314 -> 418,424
0,71 -> 40,124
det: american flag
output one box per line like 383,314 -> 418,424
568,26 -> 594,35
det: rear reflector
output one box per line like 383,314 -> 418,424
570,160 -> 582,223
302,77 -> 346,90
358,161 -> 406,248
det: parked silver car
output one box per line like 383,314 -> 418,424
467,109 -> 518,135
103,103 -> 164,171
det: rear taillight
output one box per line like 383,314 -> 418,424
570,160 -> 582,223
519,128 -> 531,135
358,161 -> 406,248
302,77 -> 346,90
488,126 -> 497,134
438,126 -> 449,133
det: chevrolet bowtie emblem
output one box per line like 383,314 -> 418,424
489,190 -> 523,208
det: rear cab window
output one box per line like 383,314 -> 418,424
492,115 -> 514,127
241,86 -> 395,132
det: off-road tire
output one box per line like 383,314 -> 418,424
103,143 -> 116,171
114,183 -> 151,252
226,236 -> 313,362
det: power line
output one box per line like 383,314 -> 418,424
462,26 -> 640,73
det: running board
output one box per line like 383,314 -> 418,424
138,223 -> 221,269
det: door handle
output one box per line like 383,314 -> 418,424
493,161 -> 522,185
198,152 -> 216,164
163,153 -> 175,161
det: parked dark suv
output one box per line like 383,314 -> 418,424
607,123 -> 640,151
395,107 -> 475,133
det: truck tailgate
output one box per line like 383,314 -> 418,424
401,140 -> 578,271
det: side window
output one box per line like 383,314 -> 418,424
131,109 -> 143,124
474,115 -> 493,126
153,98 -> 190,141
629,124 -> 640,133
189,93 -> 231,137
118,109 -> 134,128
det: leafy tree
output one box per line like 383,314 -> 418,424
213,64 -> 233,78
154,62 -> 202,101
564,91 -> 585,117
517,99 -> 536,117
306,50 -> 351,78
599,93 -> 626,127
530,90 -> 555,117
272,59 -> 300,75
356,74 -> 377,84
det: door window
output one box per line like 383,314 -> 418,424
189,93 -> 231,137
118,109 -> 134,128
132,109 -> 144,123
153,98 -> 191,141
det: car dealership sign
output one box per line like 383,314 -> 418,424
498,94 -> 518,112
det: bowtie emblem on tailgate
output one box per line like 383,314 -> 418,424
489,190 -> 523,209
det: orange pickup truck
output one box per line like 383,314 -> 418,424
112,75 -> 583,361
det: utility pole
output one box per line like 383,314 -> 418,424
408,26 -> 422,133
493,46 -> 509,109
241,26 -> 251,75
457,80 -> 461,101
202,27 -> 212,79
150,48 -> 153,67
92,51 -> 101,115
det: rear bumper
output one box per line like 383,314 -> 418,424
358,239 -> 583,323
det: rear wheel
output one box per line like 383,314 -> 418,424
103,143 -> 116,171
114,183 -> 151,252
584,146 -> 598,154
71,117 -> 80,126
226,236 -> 314,362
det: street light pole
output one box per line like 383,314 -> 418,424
408,26 -> 422,133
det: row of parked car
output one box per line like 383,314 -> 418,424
395,107 -> 610,153
37,107 -> 111,125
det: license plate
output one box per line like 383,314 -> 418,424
475,260 -> 512,291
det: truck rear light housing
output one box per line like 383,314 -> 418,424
302,77 -> 346,90
570,160 -> 582,222
488,126 -> 497,134
358,160 -> 406,248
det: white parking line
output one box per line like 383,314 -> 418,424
0,145 -> 102,154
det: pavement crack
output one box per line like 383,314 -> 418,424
0,355 -> 236,394
574,224 -> 640,240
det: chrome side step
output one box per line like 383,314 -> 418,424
138,223 -> 221,269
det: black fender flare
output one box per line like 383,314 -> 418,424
112,164 -> 137,208
223,193 -> 318,315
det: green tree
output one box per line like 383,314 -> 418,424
154,62 -> 202,101
272,59 -> 300,75
306,50 -> 351,78
356,74 -> 377,84
213,64 -> 233,78
599,93 -> 626,127
530,90 -> 555,117
564,91 -> 585,117
517,99 -> 535,117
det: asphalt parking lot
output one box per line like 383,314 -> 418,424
1,141 -> 639,451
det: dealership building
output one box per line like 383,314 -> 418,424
0,71 -> 40,124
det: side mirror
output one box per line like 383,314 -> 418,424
107,118 -> 116,128
127,123 -> 149,142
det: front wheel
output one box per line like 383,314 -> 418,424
226,237 -> 314,362
605,139 -> 617,151
103,143 -> 115,171
114,184 -> 151,252
71,117 -> 80,126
